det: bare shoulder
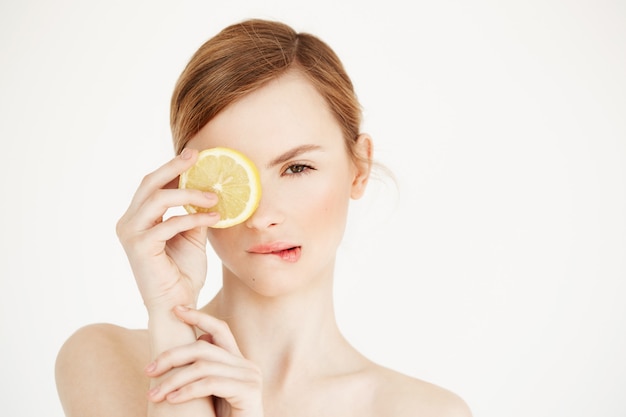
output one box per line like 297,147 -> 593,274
55,323 -> 150,417
367,364 -> 472,417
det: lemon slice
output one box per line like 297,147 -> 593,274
179,147 -> 262,228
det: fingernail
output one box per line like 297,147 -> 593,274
144,361 -> 157,373
175,305 -> 190,312
147,386 -> 160,398
203,192 -> 216,200
180,148 -> 192,160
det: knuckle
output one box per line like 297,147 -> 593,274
158,349 -> 174,365
251,367 -> 263,385
246,359 -> 262,374
243,362 -> 263,385
189,374 -> 217,396
190,359 -> 208,373
115,217 -> 128,239
148,190 -> 173,215
140,172 -> 157,189
215,319 -> 231,335
123,234 -> 147,253
248,374 -> 262,389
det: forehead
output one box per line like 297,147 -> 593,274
186,70 -> 344,159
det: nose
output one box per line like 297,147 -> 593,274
244,183 -> 283,230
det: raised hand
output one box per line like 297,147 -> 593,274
116,148 -> 221,311
145,306 -> 264,417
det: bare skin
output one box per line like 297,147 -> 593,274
56,317 -> 470,417
56,70 -> 471,417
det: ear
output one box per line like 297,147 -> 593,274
350,133 -> 373,199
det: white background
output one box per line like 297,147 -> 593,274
1,1 -> 625,416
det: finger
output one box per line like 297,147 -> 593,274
128,148 -> 198,213
117,190 -> 219,248
143,212 -> 218,246
146,339 -> 238,378
165,372 -> 261,405
173,306 -> 243,356
119,211 -> 218,258
131,189 -> 219,231
148,360 -> 255,403
166,366 -> 262,408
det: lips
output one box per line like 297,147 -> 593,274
271,246 -> 301,262
247,242 -> 302,263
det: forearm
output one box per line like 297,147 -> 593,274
146,307 -> 215,417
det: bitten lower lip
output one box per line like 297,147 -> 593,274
247,243 -> 302,263
272,246 -> 301,262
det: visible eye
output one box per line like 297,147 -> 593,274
283,163 -> 314,176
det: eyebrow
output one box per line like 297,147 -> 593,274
266,144 -> 322,168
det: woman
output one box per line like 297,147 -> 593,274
56,19 -> 471,417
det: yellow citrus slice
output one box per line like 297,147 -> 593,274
179,147 -> 261,228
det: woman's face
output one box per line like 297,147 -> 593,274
185,70 -> 370,297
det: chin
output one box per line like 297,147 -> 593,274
245,274 -> 310,299
222,264 -> 322,300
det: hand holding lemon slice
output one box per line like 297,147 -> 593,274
179,147 -> 262,228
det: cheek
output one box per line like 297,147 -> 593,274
296,176 -> 352,235
206,228 -> 238,262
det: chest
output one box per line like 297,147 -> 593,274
262,377 -> 379,417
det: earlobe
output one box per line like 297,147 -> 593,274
350,134 -> 373,199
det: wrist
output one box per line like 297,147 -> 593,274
145,297 -> 198,317
147,306 -> 199,357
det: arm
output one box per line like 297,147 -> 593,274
55,324 -> 150,417
145,307 -> 264,417
57,150 -> 262,416
55,314 -> 217,417
146,309 -> 215,417
115,148 -> 220,416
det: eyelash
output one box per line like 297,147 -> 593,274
283,163 -> 315,176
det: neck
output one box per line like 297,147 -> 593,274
200,263 -> 358,387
